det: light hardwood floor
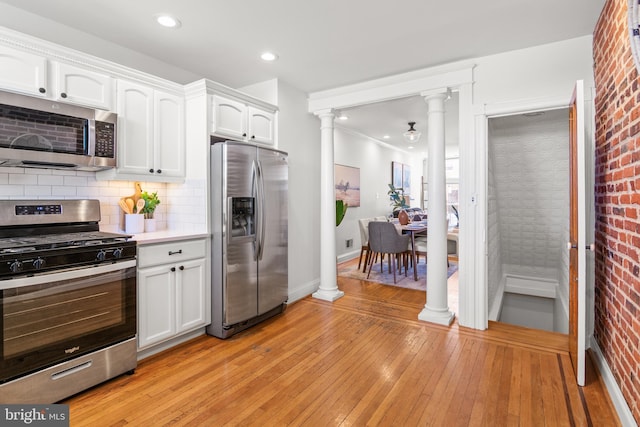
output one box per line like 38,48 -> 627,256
64,275 -> 619,426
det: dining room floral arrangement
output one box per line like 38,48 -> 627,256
387,184 -> 409,211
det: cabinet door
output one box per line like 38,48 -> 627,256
55,62 -> 113,110
154,91 -> 185,178
211,95 -> 247,140
247,107 -> 275,145
176,258 -> 207,333
117,80 -> 154,175
0,45 -> 47,97
138,266 -> 176,349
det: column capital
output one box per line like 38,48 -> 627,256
420,87 -> 451,101
313,108 -> 335,119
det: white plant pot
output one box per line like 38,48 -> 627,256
124,214 -> 144,234
144,218 -> 157,232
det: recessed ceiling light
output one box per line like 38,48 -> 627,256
383,135 -> 390,139
260,52 -> 278,61
155,14 -> 181,29
337,114 -> 348,121
408,146 -> 414,149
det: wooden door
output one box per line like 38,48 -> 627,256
569,80 -> 587,386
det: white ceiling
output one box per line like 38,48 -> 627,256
0,0 -> 605,151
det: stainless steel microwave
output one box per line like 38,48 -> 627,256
0,91 -> 117,171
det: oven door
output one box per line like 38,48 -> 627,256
0,260 -> 136,384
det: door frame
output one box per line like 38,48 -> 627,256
473,92 -> 595,339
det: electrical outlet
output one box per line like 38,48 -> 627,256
345,239 -> 353,248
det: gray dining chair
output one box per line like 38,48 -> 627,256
367,221 -> 410,283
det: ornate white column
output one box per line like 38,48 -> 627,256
312,109 -> 345,301
418,90 -> 455,326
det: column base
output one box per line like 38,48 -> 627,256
312,288 -> 345,302
418,306 -> 455,326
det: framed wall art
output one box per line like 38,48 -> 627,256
335,164 -> 360,207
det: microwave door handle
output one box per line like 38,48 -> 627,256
87,119 -> 96,156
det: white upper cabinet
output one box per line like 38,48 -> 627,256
211,94 -> 276,145
248,106 -> 276,145
100,80 -> 184,182
0,45 -> 47,97
54,62 -> 113,110
0,45 -> 113,110
154,92 -> 185,178
211,95 -> 247,140
116,80 -> 155,176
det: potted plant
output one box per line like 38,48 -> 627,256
387,184 -> 409,212
140,191 -> 160,232
336,200 -> 348,226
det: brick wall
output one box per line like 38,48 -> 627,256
593,0 -> 640,421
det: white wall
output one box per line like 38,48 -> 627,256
474,36 -> 595,105
333,127 -> 420,261
275,80 -> 322,302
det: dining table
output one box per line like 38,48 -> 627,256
396,221 -> 428,281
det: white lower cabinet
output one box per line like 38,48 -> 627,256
137,238 -> 208,350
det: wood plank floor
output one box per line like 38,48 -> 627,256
64,277 -> 620,426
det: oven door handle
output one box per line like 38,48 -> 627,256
0,260 -> 137,290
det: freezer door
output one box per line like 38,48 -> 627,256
224,143 -> 258,325
257,147 -> 288,314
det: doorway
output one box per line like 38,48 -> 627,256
486,108 -> 570,333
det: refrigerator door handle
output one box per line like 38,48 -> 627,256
251,160 -> 259,261
256,159 -> 266,261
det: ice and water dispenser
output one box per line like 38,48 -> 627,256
229,197 -> 255,238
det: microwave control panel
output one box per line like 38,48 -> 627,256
95,121 -> 116,158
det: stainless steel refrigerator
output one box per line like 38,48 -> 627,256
207,141 -> 288,339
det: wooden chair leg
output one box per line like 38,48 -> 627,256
366,251 -> 377,279
392,253 -> 397,283
362,247 -> 371,272
357,247 -> 365,270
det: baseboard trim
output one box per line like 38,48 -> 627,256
288,278 -> 321,304
589,338 -> 636,426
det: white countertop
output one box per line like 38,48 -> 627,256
100,225 -> 209,245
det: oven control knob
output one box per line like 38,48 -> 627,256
113,248 -> 124,259
96,250 -> 107,262
9,260 -> 23,273
33,257 -> 46,269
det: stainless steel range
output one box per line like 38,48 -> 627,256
0,199 -> 137,404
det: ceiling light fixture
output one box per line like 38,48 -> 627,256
383,135 -> 390,139
337,113 -> 348,121
155,14 -> 181,28
260,52 -> 278,61
403,122 -> 421,143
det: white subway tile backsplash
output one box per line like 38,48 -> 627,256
63,176 -> 89,187
38,175 -> 64,186
24,185 -> 52,196
9,173 -> 38,185
0,168 -> 206,232
51,186 -> 77,196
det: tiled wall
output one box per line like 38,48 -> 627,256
0,166 -> 169,231
488,110 -> 570,313
593,0 -> 640,420
487,141 -> 502,316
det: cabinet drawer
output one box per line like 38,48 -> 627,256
138,239 -> 206,268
